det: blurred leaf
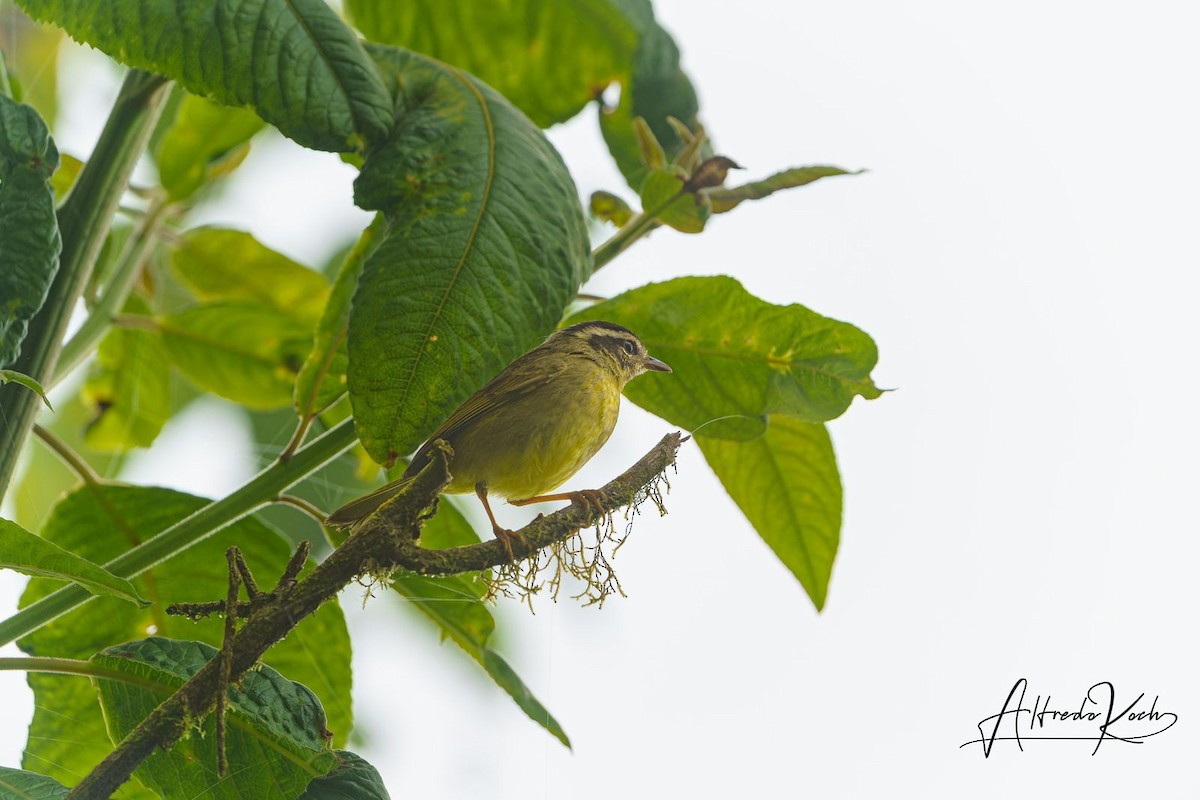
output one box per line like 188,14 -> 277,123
0,368 -> 51,409
697,417 -> 841,610
82,298 -> 171,450
0,517 -> 147,605
10,392 -> 127,534
14,0 -> 392,152
348,45 -> 590,466
48,152 -> 81,200
0,765 -> 69,800
93,637 -> 338,800
0,92 -> 61,368
600,0 -> 702,188
589,190 -> 633,226
344,0 -> 635,129
160,302 -> 312,409
153,93 -> 265,201
708,166 -> 858,213
566,276 -> 881,440
170,228 -> 328,325
294,216 -> 384,421
299,751 -> 389,800
0,5 -> 63,126
640,168 -> 708,233
19,485 -> 353,787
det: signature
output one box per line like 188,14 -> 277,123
961,678 -> 1178,756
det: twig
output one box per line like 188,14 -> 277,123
215,548 -> 242,777
67,432 -> 683,799
32,424 -> 101,488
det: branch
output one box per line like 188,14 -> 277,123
68,432 -> 683,799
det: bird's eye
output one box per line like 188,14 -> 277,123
622,340 -> 636,356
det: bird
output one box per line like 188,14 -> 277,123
326,321 -> 672,557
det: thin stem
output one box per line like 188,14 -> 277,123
275,495 -> 337,549
55,195 -> 169,387
0,656 -> 159,688
32,424 -> 101,488
591,211 -> 660,271
0,417 -> 359,648
0,70 -> 169,497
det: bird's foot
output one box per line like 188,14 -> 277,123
569,489 -> 609,517
493,525 -> 528,562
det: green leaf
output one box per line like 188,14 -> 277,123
170,228 -> 329,325
708,166 -> 859,213
387,501 -> 570,747
0,766 -> 69,800
345,0 -> 636,129
48,152 -> 82,201
589,190 -> 634,227
599,0 -> 702,188
81,298 -> 170,450
640,168 -> 709,233
19,485 -> 353,787
348,45 -> 590,466
0,93 -> 61,368
153,93 -> 265,201
300,751 -> 389,800
566,276 -> 881,440
293,217 -> 384,421
697,418 -> 841,610
0,369 -> 52,409
93,638 -> 338,800
160,302 -> 313,409
0,517 -> 148,605
14,0 -> 392,153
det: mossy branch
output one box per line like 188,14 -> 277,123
69,432 -> 683,799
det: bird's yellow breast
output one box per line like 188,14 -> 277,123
442,365 -> 621,500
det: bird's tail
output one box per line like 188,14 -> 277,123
325,476 -> 415,529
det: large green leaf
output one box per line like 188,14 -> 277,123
19,485 -> 353,788
170,228 -> 329,325
567,276 -> 881,440
299,751 -> 389,800
599,0 -> 701,188
347,45 -> 590,466
344,0 -> 636,129
0,517 -> 146,605
160,302 -> 313,409
153,93 -> 265,201
81,298 -> 171,451
698,417 -> 842,610
93,638 -> 338,800
0,93 -> 61,368
0,766 -> 69,800
14,0 -> 392,153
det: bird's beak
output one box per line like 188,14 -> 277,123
643,355 -> 672,373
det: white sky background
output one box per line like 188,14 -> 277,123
2,1 -> 1199,797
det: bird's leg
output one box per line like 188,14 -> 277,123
475,483 -> 527,561
510,489 -> 609,517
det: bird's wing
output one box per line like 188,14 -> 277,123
324,475 -> 414,529
402,350 -> 561,478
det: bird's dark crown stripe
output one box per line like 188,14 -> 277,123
560,320 -> 635,338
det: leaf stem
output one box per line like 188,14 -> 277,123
0,417 -> 359,648
0,70 -> 169,498
591,186 -> 686,271
0,656 -> 158,687
32,423 -> 101,489
54,193 -> 171,388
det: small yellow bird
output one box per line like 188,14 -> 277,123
327,321 -> 672,554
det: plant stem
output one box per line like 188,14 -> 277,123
591,210 -> 660,271
53,192 -> 170,387
0,656 -> 159,687
32,424 -> 101,488
0,70 -> 169,498
0,418 -> 358,648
